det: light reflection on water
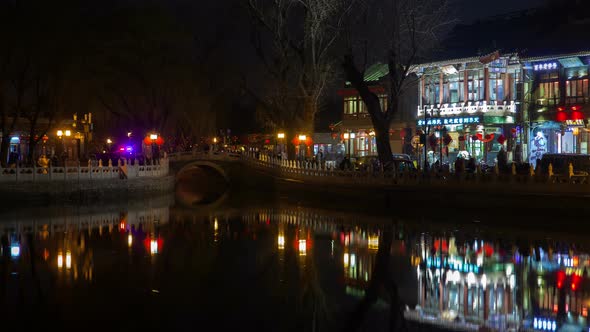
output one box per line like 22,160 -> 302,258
0,200 -> 589,332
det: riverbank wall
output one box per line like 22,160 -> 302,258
0,175 -> 174,209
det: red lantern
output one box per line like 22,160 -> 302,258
155,137 -> 164,146
497,134 -> 506,145
292,137 -> 300,146
42,135 -> 48,142
144,136 -> 152,145
481,133 -> 495,143
400,129 -> 407,139
304,136 -> 313,146
556,111 -> 568,122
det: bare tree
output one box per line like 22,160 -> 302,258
247,0 -> 354,137
343,0 -> 455,167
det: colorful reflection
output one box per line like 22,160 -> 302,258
2,204 -> 590,332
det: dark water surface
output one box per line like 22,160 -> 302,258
0,193 -> 589,332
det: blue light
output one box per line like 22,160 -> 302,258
10,244 -> 20,257
125,146 -> 133,152
552,321 -> 556,331
542,320 -> 547,330
534,318 -> 538,329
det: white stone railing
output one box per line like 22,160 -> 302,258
169,150 -> 590,189
0,157 -> 169,182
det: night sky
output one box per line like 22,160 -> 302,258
457,0 -> 547,22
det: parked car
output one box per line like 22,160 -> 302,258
538,153 -> 590,176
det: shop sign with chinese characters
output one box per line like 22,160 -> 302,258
565,119 -> 585,127
417,116 -> 482,126
533,62 -> 558,71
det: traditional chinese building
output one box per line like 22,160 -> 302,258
415,52 -> 521,167
336,63 -> 417,158
522,51 -> 590,167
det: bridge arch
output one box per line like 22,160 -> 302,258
176,161 -> 230,183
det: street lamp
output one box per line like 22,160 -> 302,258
65,130 -> 71,137
298,134 -> 307,159
150,134 -> 158,140
277,132 -> 285,156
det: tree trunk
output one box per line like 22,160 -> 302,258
343,56 -> 395,167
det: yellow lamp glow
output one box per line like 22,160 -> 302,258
65,130 -> 71,137
277,133 -> 285,139
150,134 -> 158,140
106,138 -> 112,144
65,251 -> 72,269
213,137 -> 218,143
57,130 -> 63,137
298,135 -> 306,141
343,133 -> 349,139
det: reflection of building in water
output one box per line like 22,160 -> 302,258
341,228 -> 379,293
1,205 -> 169,283
412,233 -> 590,332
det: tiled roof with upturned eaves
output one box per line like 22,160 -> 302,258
345,62 -> 389,86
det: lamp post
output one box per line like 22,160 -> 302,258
277,132 -> 285,157
298,134 -> 306,159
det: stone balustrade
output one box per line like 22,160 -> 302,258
168,150 -> 590,189
0,157 -> 169,182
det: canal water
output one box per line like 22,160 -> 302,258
0,193 -> 588,332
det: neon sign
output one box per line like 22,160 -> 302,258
534,62 -> 558,71
417,116 -> 481,126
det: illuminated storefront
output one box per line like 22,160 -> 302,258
415,53 -> 520,167
524,54 -> 590,167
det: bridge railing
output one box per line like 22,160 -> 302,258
241,151 -> 590,187
169,150 -> 590,188
0,157 -> 169,182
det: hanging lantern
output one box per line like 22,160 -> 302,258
304,136 -> 313,146
400,129 -> 407,139
155,137 -> 165,146
144,136 -> 153,145
292,137 -> 300,146
481,133 -> 495,143
511,128 -> 517,134
331,132 -> 338,140
42,135 -> 49,143
497,134 -> 506,145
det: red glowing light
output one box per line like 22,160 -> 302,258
571,105 -> 580,111
553,304 -> 558,313
571,273 -> 581,291
119,147 -> 125,151
571,111 -> 584,120
557,270 -> 566,289
556,111 -> 568,122
557,106 -> 565,112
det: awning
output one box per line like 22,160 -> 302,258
558,57 -> 584,68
